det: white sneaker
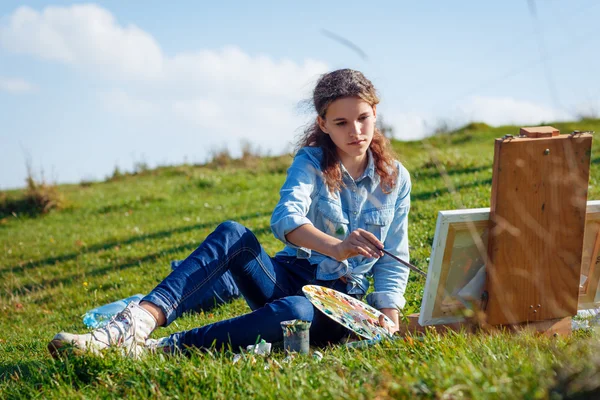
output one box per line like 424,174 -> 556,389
49,303 -> 157,359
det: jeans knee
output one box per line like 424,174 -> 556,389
216,220 -> 246,237
279,296 -> 314,322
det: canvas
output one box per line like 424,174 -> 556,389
579,201 -> 600,309
419,201 -> 600,326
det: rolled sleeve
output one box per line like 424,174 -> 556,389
270,152 -> 320,258
366,165 -> 411,310
271,214 -> 313,258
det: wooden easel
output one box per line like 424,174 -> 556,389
485,126 -> 592,334
399,126 -> 593,337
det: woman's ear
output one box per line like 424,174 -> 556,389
372,105 -> 377,120
317,116 -> 329,134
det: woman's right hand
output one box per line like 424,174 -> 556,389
333,229 -> 384,261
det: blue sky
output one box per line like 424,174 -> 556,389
1,1 -> 599,189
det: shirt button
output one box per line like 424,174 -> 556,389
353,211 -> 358,215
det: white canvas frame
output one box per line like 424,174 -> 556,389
418,208 -> 489,326
579,201 -> 600,309
419,200 -> 600,326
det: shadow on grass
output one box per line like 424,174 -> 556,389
9,225 -> 274,297
0,355 -> 117,391
411,178 -> 493,202
0,359 -> 43,386
2,211 -> 272,275
0,358 -> 74,388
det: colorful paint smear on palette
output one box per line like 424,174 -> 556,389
302,285 -> 394,339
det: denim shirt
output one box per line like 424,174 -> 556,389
270,146 -> 411,310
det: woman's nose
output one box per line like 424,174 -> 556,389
351,121 -> 361,134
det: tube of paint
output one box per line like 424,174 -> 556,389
246,339 -> 272,355
280,319 -> 311,354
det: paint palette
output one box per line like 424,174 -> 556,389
302,285 -> 394,339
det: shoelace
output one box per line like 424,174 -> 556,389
91,305 -> 136,352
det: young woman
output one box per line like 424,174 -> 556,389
49,69 -> 411,358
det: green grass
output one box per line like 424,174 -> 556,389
2,121 -> 600,398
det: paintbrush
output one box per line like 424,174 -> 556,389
378,247 -> 427,278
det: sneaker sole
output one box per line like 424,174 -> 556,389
48,339 -> 86,358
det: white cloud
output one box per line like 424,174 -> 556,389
456,96 -> 570,126
0,77 -> 36,93
172,99 -> 223,125
0,4 -> 328,158
386,96 -> 572,141
166,47 -> 326,98
98,89 -> 157,117
0,4 -> 164,79
0,5 -> 326,88
572,99 -> 600,120
383,111 -> 429,141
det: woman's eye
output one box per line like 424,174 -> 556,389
359,115 -> 369,121
336,121 -> 346,126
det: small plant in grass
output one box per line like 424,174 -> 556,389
207,147 -> 234,168
26,174 -> 63,213
133,160 -> 150,175
0,164 -> 64,218
79,178 -> 95,187
431,118 -> 454,135
206,141 -> 266,170
106,165 -> 124,182
240,140 -> 262,162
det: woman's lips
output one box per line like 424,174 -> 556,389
348,139 -> 366,145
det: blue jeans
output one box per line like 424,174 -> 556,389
142,221 -> 349,351
170,260 -> 241,311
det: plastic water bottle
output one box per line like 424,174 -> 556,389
82,294 -> 145,328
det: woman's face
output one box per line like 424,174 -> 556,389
318,96 -> 377,162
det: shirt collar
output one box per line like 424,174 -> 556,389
340,149 -> 376,184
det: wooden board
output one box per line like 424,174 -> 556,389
486,133 -> 592,325
496,316 -> 572,337
399,313 -> 571,337
519,126 -> 560,138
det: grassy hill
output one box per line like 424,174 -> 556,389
2,120 -> 600,398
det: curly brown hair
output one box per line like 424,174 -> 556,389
296,69 -> 398,193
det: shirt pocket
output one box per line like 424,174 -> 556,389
363,208 -> 394,241
317,199 -> 350,240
